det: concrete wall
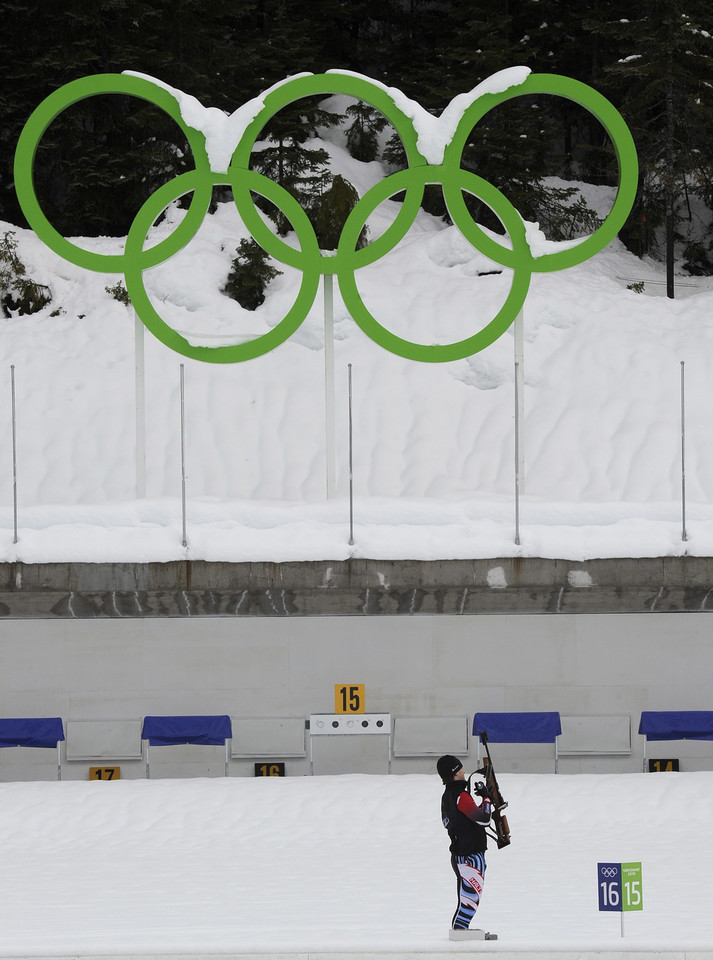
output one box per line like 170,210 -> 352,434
3,557 -> 713,617
2,612 -> 712,781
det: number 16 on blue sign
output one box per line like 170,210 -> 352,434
598,862 -> 643,920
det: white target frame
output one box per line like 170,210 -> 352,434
308,713 -> 392,774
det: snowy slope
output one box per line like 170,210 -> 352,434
2,103 -> 713,564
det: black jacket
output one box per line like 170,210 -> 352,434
441,780 -> 489,856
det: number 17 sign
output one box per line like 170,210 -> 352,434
598,862 -> 643,931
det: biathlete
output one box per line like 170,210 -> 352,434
437,754 -> 496,940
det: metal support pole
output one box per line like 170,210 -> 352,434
514,310 -> 525,490
134,312 -> 146,499
180,364 -> 187,548
514,360 -> 521,546
681,360 -> 687,543
348,363 -> 354,546
324,273 -> 336,498
10,365 -> 18,544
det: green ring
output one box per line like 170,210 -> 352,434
443,73 -> 639,272
336,165 -> 532,362
229,71 -> 430,275
124,168 -> 320,363
14,73 -> 212,273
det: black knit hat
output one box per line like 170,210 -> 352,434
437,754 -> 463,783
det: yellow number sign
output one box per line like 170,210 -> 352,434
89,766 -> 120,780
335,684 -> 365,714
255,762 -> 285,777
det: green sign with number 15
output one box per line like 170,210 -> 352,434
621,862 -> 643,911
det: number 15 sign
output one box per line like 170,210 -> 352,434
598,862 -> 643,912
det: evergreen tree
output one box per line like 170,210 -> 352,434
588,0 -> 713,279
369,0 -> 457,108
311,174 -> 368,250
425,0 -> 518,105
0,230 -> 51,317
381,2 -> 601,235
1,0 -> 264,234
345,101 -> 388,162
1,0 -> 174,233
250,100 -> 343,235
222,238 -> 282,310
515,0 -> 622,183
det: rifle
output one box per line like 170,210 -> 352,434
469,731 -> 511,849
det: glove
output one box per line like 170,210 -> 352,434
472,780 -> 491,799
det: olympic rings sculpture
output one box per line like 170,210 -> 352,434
14,70 -> 638,363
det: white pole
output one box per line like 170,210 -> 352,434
134,312 -> 146,499
10,365 -> 18,544
180,364 -> 187,548
348,363 -> 354,546
324,273 -> 336,498
681,360 -> 687,542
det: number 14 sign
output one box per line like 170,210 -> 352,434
598,862 -> 643,912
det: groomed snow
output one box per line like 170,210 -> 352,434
0,770 -> 710,955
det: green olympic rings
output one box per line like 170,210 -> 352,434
14,69 -> 638,363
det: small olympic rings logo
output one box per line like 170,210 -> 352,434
600,866 -> 618,878
14,70 -> 638,364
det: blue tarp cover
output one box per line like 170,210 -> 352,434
638,711 -> 713,741
141,715 -> 232,746
0,717 -> 65,748
473,712 -> 562,743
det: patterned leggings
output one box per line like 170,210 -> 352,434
451,852 -> 487,929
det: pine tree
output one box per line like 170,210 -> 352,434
345,102 -> 388,162
311,174 -> 368,251
250,100 -> 343,235
380,2 -> 601,234
1,0 -> 264,234
588,0 -> 713,280
222,238 -> 282,310
0,230 -> 51,317
369,0 -> 458,108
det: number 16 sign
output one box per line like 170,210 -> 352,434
598,862 -> 643,935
